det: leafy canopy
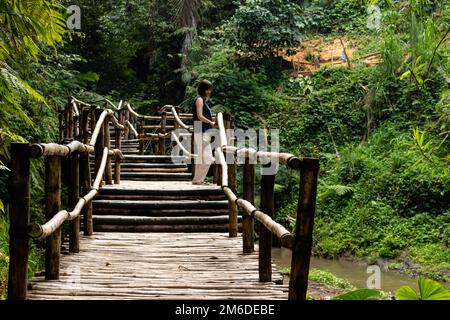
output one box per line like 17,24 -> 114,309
228,0 -> 308,59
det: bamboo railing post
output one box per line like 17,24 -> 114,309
289,158 -> 319,300
115,125 -> 122,151
45,156 -> 62,280
124,106 -> 130,140
259,163 -> 275,282
68,151 -> 80,253
90,106 -> 97,136
224,113 -> 238,237
139,117 -> 145,155
115,121 -> 122,185
190,131 -> 195,176
104,118 -> 113,185
72,101 -> 79,139
159,111 -> 167,155
94,109 -> 105,188
243,156 -> 255,254
80,109 -> 93,235
8,143 -> 31,300
215,163 -> 222,186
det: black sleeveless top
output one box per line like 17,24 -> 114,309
192,96 -> 213,133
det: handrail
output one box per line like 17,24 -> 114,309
125,101 -> 141,118
126,120 -> 139,138
29,141 -> 94,158
70,100 -> 80,117
28,147 -> 110,239
213,134 -> 293,248
90,110 -> 124,146
211,111 -> 319,300
171,106 -> 192,132
216,113 -> 228,148
71,96 -> 91,107
171,131 -> 197,158
89,110 -> 109,146
104,98 -> 119,110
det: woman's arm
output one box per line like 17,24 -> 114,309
196,98 -> 214,126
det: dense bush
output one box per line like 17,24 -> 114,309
228,0 -> 308,59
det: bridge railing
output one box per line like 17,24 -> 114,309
8,98 -> 125,300
168,109 -> 319,300
212,113 -> 319,300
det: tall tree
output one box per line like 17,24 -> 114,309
174,0 -> 201,66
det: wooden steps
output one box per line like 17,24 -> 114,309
90,155 -> 190,180
93,178 -> 233,232
119,172 -> 192,181
122,155 -> 187,163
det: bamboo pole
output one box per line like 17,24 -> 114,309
126,121 -> 139,138
243,156 -> 255,254
44,156 -> 61,280
171,132 -> 197,159
29,141 -> 94,158
259,164 -> 275,282
234,147 -> 302,169
7,143 -> 31,300
114,154 -> 121,185
114,120 -> 122,184
80,110 -> 93,236
68,152 -> 80,253
190,131 -> 196,177
72,102 -> 80,139
28,148 -> 109,239
224,114 -> 237,238
171,106 -> 191,131
90,110 -> 109,146
217,113 -> 227,148
124,107 -> 130,140
94,109 -> 105,188
289,158 -> 319,300
90,107 -> 97,141
215,148 -> 228,187
159,111 -> 167,155
104,119 -> 113,185
139,117 -> 145,155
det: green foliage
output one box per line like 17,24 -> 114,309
267,67 -> 369,156
332,288 -> 382,300
409,244 -> 450,281
309,269 -> 356,290
228,0 -> 308,60
184,43 -> 285,128
408,128 -> 449,176
396,278 -> 450,300
0,0 -> 66,127
305,0 -> 370,35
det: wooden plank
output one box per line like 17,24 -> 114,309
28,233 -> 287,300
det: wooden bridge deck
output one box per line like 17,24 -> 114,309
27,232 -> 288,300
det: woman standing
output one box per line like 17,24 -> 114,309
192,80 -> 215,185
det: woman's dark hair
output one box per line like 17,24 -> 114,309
197,79 -> 213,97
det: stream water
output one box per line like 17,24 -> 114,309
272,247 -> 449,292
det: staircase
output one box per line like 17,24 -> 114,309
92,155 -> 241,232
85,110 -> 241,233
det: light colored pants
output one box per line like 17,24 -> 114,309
193,132 -> 214,182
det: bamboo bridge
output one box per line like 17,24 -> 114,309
7,97 -> 319,300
